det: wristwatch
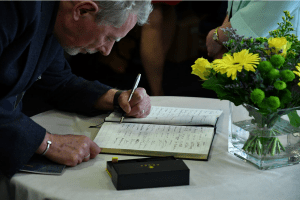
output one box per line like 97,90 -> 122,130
113,90 -> 123,111
212,27 -> 220,42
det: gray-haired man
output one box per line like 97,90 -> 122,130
0,1 -> 152,178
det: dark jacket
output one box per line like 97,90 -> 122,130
0,1 -> 112,178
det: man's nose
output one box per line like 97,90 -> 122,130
99,41 -> 115,56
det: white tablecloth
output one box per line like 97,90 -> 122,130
1,96 -> 300,200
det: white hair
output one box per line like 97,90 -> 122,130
94,1 -> 153,28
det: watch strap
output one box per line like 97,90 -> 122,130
113,90 -> 123,110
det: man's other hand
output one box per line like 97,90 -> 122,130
36,132 -> 101,166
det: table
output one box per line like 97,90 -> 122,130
1,96 -> 300,200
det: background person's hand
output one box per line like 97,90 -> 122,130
213,45 -> 228,60
39,132 -> 101,166
117,87 -> 151,118
206,28 -> 224,58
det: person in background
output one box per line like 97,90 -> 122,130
90,1 -> 179,96
140,1 -> 179,96
0,1 -> 152,179
206,1 -> 300,60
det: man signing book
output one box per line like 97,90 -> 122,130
0,1 -> 152,179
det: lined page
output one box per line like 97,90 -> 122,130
105,106 -> 223,126
94,122 -> 215,155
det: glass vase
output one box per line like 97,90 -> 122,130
228,102 -> 300,169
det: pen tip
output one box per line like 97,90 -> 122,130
120,116 -> 124,123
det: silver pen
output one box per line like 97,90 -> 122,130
120,73 -> 141,123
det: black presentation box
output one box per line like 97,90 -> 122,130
106,156 -> 190,190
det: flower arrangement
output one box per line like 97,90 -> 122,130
192,11 -> 300,156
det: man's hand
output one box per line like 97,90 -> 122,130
36,132 -> 101,166
93,88 -> 151,117
206,28 -> 225,58
117,87 -> 151,118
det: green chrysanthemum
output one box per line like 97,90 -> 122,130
257,61 -> 273,73
250,89 -> 265,104
266,96 -> 281,110
280,70 -> 295,82
270,54 -> 285,68
274,81 -> 286,90
267,69 -> 280,80
279,89 -> 292,107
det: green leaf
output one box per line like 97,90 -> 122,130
202,76 -> 219,90
287,110 -> 300,127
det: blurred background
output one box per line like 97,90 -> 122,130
23,1 -> 228,116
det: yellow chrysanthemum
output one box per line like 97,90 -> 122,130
293,63 -> 300,86
212,49 -> 260,80
191,57 -> 212,80
267,37 -> 292,57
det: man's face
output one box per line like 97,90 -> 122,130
55,12 -> 137,56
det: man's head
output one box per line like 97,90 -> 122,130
53,1 -> 152,56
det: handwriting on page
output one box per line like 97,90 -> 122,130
94,123 -> 215,154
106,106 -> 223,126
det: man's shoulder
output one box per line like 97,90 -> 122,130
0,1 -> 41,24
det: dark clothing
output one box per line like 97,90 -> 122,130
0,1 -> 112,178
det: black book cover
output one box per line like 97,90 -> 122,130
19,154 -> 65,175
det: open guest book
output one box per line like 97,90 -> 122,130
94,106 -> 223,160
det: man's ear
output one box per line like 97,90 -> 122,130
72,1 -> 99,21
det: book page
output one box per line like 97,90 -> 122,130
94,122 -> 215,155
105,106 -> 223,126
